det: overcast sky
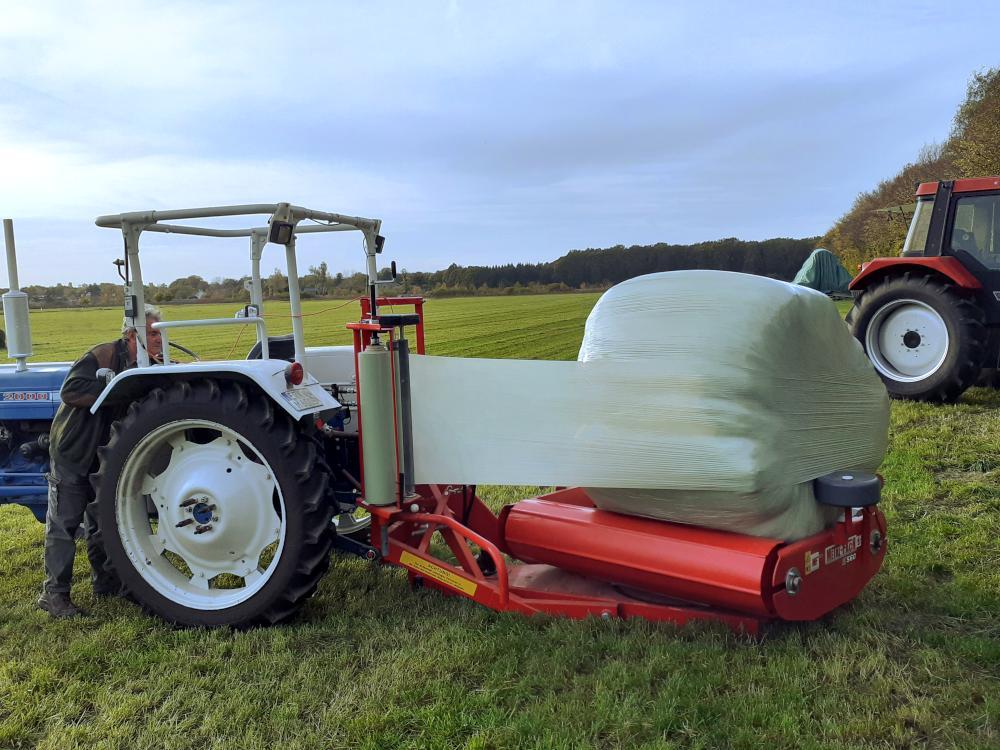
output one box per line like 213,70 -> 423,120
1,1 -> 998,285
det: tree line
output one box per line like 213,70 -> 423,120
399,236 -> 817,297
10,237 -> 819,307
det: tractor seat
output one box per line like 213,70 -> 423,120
245,334 -> 296,361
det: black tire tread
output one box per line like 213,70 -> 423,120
848,273 -> 987,402
976,368 -> 1000,388
91,379 -> 335,628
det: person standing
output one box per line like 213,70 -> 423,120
37,305 -> 162,618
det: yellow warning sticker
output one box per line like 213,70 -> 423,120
805,550 -> 821,575
400,550 -> 478,596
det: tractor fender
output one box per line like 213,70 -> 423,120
90,360 -> 341,419
850,257 -> 982,292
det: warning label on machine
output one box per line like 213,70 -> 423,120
400,551 -> 478,596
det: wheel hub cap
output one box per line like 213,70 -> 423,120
865,299 -> 949,382
191,501 -> 215,525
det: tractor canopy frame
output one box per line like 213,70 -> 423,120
95,204 -> 388,368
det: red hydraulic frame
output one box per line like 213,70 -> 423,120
346,299 -> 888,635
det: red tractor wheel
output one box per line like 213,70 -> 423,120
847,273 -> 988,402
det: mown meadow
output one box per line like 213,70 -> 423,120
0,294 -> 997,749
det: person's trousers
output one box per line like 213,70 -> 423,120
42,462 -> 109,593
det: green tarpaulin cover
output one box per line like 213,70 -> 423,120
793,248 -> 853,294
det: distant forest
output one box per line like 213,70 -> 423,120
13,236 -> 819,307
397,236 -> 818,297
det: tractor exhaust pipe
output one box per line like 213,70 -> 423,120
2,219 -> 32,372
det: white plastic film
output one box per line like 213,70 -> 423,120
409,271 -> 889,540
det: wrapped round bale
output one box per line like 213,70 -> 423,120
580,270 -> 889,540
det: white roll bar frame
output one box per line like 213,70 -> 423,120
153,317 -> 269,364
95,203 -> 383,368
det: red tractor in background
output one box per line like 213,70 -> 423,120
848,177 -> 1000,402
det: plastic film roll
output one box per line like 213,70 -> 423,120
2,292 -> 32,359
359,343 -> 399,505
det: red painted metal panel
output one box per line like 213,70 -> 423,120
507,565 -> 762,634
501,495 -> 780,617
850,256 -> 982,291
359,296 -> 426,354
769,507 -> 886,621
917,178 -> 1000,196
369,485 -> 883,632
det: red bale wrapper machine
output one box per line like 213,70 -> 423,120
346,299 -> 887,637
0,204 -> 885,633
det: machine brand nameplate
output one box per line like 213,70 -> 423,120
1,391 -> 54,401
400,550 -> 478,596
825,534 -> 862,567
804,533 -> 863,574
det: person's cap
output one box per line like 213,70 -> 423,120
122,303 -> 162,334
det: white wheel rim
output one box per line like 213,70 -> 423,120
865,299 -> 950,382
116,419 -> 286,610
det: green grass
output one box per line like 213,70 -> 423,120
0,294 -> 998,749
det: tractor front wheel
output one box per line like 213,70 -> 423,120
93,379 -> 335,627
847,274 -> 987,402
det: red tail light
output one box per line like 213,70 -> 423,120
285,361 -> 304,385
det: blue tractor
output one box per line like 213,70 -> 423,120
0,219 -> 72,521
0,362 -> 69,521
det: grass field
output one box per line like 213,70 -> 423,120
0,295 -> 997,749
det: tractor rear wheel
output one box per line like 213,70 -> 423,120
974,331 -> 1000,388
847,274 -> 987,402
93,379 -> 335,627
976,367 -> 1000,388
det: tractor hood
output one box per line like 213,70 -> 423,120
0,362 -> 71,418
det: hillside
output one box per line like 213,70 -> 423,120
823,68 -> 1000,270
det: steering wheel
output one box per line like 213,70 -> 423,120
168,341 -> 201,362
954,230 -> 977,252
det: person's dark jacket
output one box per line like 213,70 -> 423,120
49,339 -> 134,475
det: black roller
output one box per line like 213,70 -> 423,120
814,471 -> 881,508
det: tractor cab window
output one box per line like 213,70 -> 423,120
901,197 -> 934,256
950,194 -> 1000,269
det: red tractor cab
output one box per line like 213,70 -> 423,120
848,177 -> 1000,401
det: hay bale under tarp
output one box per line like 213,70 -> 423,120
792,248 -> 853,295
